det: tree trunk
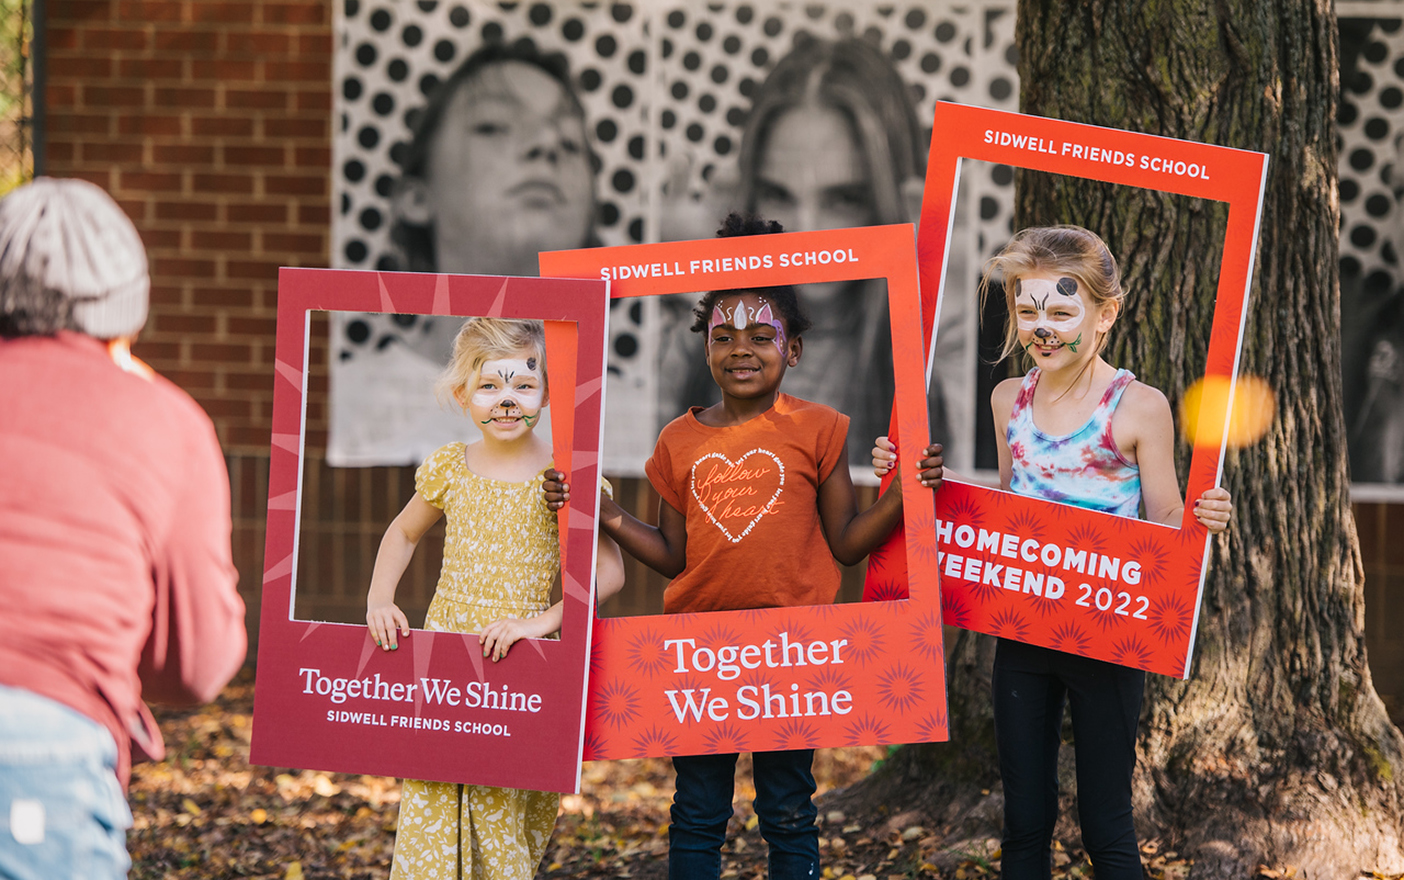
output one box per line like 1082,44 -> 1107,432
833,2 -> 1404,875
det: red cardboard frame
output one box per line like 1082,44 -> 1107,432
250,269 -> 610,793
540,224 -> 948,758
910,103 -> 1269,678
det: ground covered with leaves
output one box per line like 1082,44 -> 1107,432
130,670 -> 1206,879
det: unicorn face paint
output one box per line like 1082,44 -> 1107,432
708,295 -> 787,354
1014,275 -> 1088,356
467,354 -> 546,436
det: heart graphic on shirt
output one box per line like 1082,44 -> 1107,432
690,449 -> 786,544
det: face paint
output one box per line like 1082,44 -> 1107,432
1014,275 -> 1087,353
707,296 -> 787,353
469,356 -> 546,427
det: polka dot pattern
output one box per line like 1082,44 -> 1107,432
1340,16 -> 1404,293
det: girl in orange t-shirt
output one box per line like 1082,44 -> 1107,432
546,214 -> 944,880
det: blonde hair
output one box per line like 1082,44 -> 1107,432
979,225 -> 1125,364
436,317 -> 548,409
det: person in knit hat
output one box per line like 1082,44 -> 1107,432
0,177 -> 246,879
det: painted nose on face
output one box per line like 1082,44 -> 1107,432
1034,327 -> 1052,339
497,398 -> 518,412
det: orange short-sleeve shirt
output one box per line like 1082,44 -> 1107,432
644,393 -> 850,613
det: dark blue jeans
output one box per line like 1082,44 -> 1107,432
993,639 -> 1145,880
669,750 -> 819,880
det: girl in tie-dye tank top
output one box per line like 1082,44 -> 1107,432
984,226 -> 1232,878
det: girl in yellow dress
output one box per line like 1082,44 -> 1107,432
365,317 -> 624,880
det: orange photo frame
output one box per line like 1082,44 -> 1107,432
541,224 -> 948,757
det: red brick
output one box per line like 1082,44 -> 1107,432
226,316 -> 278,338
193,172 -> 254,194
147,284 -> 184,305
295,203 -> 329,225
153,144 -> 214,164
227,260 -> 280,281
192,59 -> 258,81
191,116 -> 254,138
227,425 -> 273,448
227,202 -> 288,224
160,369 -> 218,390
46,142 -> 76,164
223,145 -> 285,166
153,29 -> 217,52
193,396 -> 253,419
294,89 -> 331,113
192,230 -> 253,251
49,113 -> 111,135
118,114 -> 182,137
154,313 -> 218,334
297,32 -> 332,56
51,0 -> 112,20
262,117 -> 324,139
131,340 -> 183,362
51,55 -> 113,78
226,88 -> 292,111
293,146 -> 330,168
262,232 -> 323,253
154,86 -> 216,110
83,28 -> 149,51
265,60 -> 330,82
224,31 -> 291,55
117,0 -> 182,21
155,200 -> 217,221
80,85 -> 145,107
189,2 -> 254,23
190,342 -> 255,363
192,286 -> 256,307
264,174 -> 325,196
47,83 -> 77,108
49,28 -> 79,50
119,169 -> 183,192
118,57 -> 184,80
113,197 -> 147,221
262,3 -> 325,25
140,228 -> 183,249
153,256 -> 217,277
80,141 -> 144,163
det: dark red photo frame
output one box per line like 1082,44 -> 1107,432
250,270 -> 609,793
905,102 -> 1269,678
541,224 -> 949,758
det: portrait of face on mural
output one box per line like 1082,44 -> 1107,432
1339,13 -> 1404,491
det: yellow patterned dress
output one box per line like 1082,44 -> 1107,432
391,441 -> 562,880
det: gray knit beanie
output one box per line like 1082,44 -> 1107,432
0,177 -> 149,338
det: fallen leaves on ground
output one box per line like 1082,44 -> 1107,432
129,670 -> 1192,878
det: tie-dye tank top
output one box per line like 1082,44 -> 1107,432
1007,367 -> 1142,518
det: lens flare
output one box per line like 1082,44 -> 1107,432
1180,375 -> 1276,448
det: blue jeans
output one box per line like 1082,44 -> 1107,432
669,750 -> 819,880
992,639 -> 1145,880
0,685 -> 132,880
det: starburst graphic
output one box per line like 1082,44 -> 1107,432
700,621 -> 740,651
770,718 -> 819,750
943,494 -> 985,530
591,677 -> 642,729
915,709 -> 949,741
1148,592 -> 1193,645
989,608 -> 1029,643
624,626 -> 673,679
966,564 -> 1004,605
1065,521 -> 1108,555
907,609 -> 945,664
631,725 -> 679,757
942,592 -> 972,628
1110,635 -> 1152,669
864,577 -> 909,602
839,615 -> 887,667
1087,588 -> 1131,634
876,662 -> 926,715
844,712 -> 892,746
805,663 -> 851,693
1001,506 -> 1047,544
702,722 -> 751,755
1050,621 -> 1090,656
1128,536 -> 1170,590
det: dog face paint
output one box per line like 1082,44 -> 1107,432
468,355 -> 546,428
708,296 -> 787,353
1014,275 -> 1087,353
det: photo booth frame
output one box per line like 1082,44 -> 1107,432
251,269 -> 609,794
912,102 -> 1269,678
541,224 -> 949,758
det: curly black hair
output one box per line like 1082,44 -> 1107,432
689,212 -> 813,337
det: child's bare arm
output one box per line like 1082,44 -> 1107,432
543,470 -> 688,577
366,493 -> 443,650
1118,383 -> 1233,531
821,440 -> 944,566
991,378 -> 1021,491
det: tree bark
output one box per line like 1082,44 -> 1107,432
833,2 -> 1404,875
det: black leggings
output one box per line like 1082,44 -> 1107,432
992,639 -> 1145,880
